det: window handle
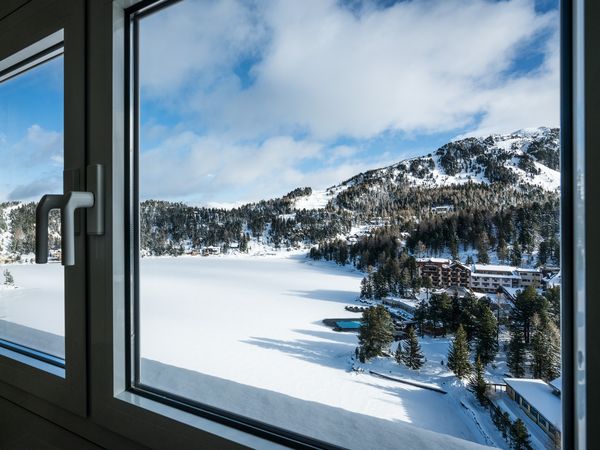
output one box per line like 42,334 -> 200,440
61,192 -> 94,266
35,194 -> 64,264
35,164 -> 104,266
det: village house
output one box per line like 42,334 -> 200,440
504,377 -> 562,442
416,258 -> 471,288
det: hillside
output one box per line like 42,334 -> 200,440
0,127 -> 560,265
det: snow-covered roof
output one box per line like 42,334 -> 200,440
416,257 -> 451,264
516,267 -> 541,273
501,286 -> 523,299
504,378 -> 562,431
549,376 -> 562,393
546,271 -> 561,287
473,264 -> 517,273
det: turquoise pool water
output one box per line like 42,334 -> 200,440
336,320 -> 362,329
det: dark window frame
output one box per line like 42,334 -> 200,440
119,1 -> 583,449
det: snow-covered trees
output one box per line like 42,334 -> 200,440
469,357 -> 488,406
447,324 -> 472,379
3,269 -> 14,286
397,327 -> 424,370
530,313 -> 561,381
358,305 -> 395,361
507,330 -> 527,378
474,302 -> 498,366
510,419 -> 533,450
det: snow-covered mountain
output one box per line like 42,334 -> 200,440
292,127 -> 559,211
0,127 -> 560,260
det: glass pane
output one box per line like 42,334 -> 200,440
136,1 -> 561,448
0,55 -> 64,360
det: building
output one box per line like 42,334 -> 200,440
504,378 -> 562,441
416,258 -> 471,288
470,264 -> 521,292
202,246 -> 221,256
516,268 -> 543,288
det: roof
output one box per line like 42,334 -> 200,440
504,378 -> 562,431
549,376 -> 562,393
473,264 -> 517,273
516,267 -> 541,273
416,257 -> 451,264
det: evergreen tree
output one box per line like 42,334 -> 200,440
510,243 -> 522,267
530,314 -> 561,380
510,418 -> 533,450
422,276 -> 433,300
469,357 -> 488,406
3,269 -> 14,286
372,271 -> 389,299
475,302 -> 498,366
507,329 -> 527,377
511,286 -> 546,344
447,324 -> 472,379
358,305 -> 395,360
413,300 -> 428,337
465,254 -> 474,265
395,340 -> 404,365
360,276 -> 373,299
402,327 -> 424,369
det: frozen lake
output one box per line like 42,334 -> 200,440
0,255 -> 491,449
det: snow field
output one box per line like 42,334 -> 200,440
0,256 -> 496,449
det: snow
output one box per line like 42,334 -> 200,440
0,263 -> 64,357
473,264 -> 518,273
548,376 -> 562,393
504,378 -> 562,432
0,256 -> 498,449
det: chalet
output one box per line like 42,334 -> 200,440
504,377 -> 562,441
431,205 -> 454,214
202,246 -> 221,256
416,258 -> 471,288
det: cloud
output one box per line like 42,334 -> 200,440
140,0 -> 558,140
8,178 -> 61,201
137,0 -> 560,203
139,131 -> 390,203
0,124 -> 63,201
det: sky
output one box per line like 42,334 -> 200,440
0,0 -> 559,205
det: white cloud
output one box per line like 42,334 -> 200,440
0,124 -> 63,201
137,0 -> 560,203
140,0 -> 558,140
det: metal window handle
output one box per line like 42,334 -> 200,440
35,194 -> 64,264
61,192 -> 94,266
35,164 -> 104,267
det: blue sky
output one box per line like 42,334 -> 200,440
0,0 -> 559,205
0,56 -> 63,202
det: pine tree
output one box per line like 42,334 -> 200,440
360,276 -> 373,299
413,300 -> 428,337
358,305 -> 395,360
507,329 -> 527,377
395,340 -> 404,365
447,324 -> 472,379
510,418 -> 533,450
531,314 -> 561,380
469,357 -> 488,406
475,302 -> 498,366
402,327 -> 424,369
3,269 -> 14,286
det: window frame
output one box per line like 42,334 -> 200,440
0,0 -> 87,417
0,0 -> 595,449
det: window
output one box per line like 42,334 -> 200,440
0,1 -> 598,449
0,0 -> 88,417
0,52 -> 65,363
126,0 -> 565,448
